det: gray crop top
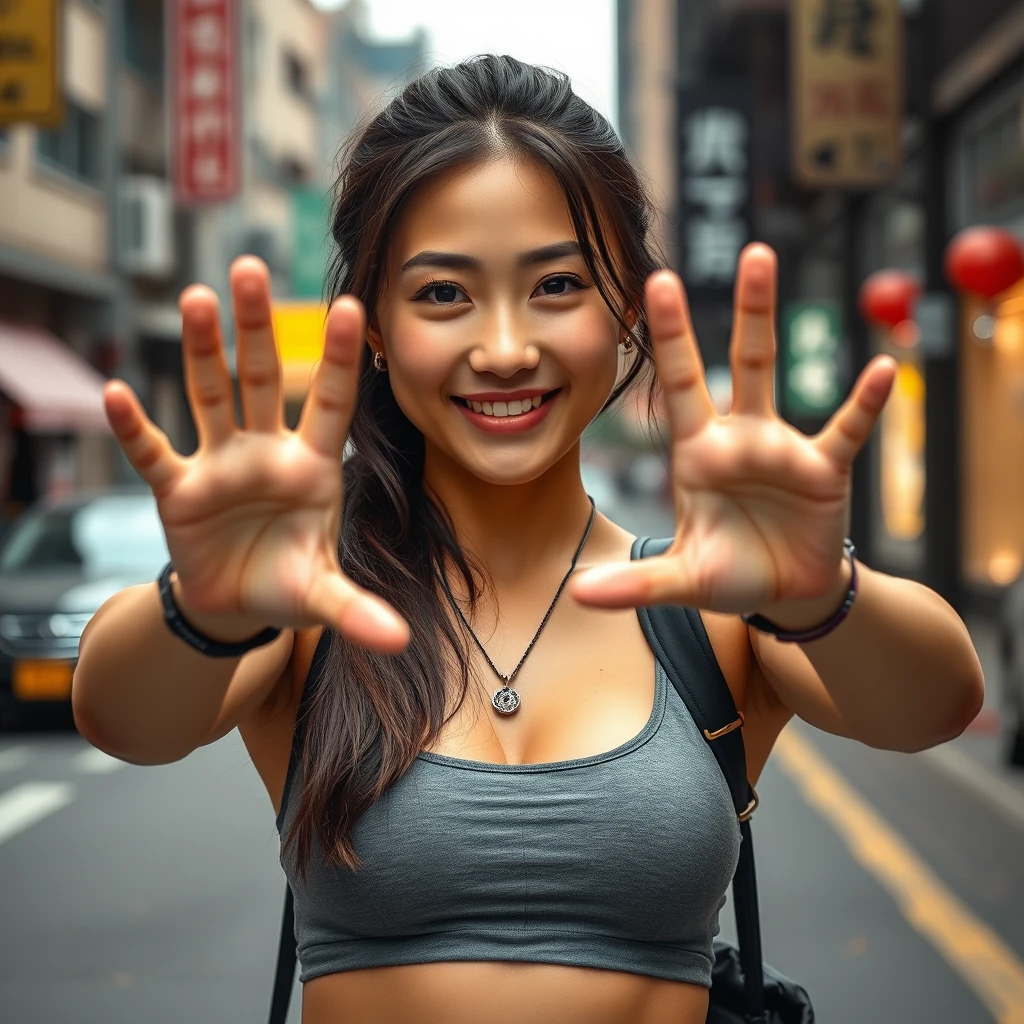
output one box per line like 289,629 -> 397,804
276,624 -> 742,988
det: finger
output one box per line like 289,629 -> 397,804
230,257 -> 284,433
103,380 -> 186,497
180,285 -> 237,449
646,270 -> 715,441
729,243 -> 778,417
814,355 -> 898,466
297,296 -> 364,458
305,570 -> 410,654
569,555 -> 701,610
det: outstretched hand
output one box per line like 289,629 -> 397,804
569,243 -> 896,620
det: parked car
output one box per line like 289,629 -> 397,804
998,576 -> 1024,766
0,488 -> 169,726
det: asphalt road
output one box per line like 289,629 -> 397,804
2,493 -> 1023,1023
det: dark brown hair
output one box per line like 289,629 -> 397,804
285,54 -> 664,874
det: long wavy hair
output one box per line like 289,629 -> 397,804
284,55 -> 665,875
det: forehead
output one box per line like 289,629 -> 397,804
390,156 -> 577,262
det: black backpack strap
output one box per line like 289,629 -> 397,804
631,536 -> 766,1021
268,627 -> 333,1024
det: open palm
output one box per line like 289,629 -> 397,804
570,243 -> 897,615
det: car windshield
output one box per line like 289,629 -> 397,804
0,495 -> 169,574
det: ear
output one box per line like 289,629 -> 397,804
366,315 -> 384,359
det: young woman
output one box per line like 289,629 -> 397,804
72,56 -> 984,1024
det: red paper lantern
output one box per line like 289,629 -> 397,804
858,270 -> 922,329
945,227 -> 1024,300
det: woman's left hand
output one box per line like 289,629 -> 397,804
570,243 -> 898,626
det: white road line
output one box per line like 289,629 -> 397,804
0,746 -> 32,772
920,744 -> 1024,834
0,782 -> 75,847
72,747 -> 126,775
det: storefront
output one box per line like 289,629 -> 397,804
951,65 -> 1024,593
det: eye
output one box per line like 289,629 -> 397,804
532,274 -> 587,298
414,280 -> 468,305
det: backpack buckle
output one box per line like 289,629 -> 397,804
738,787 -> 759,822
703,711 -> 744,741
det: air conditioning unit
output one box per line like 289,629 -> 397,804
118,175 -> 175,278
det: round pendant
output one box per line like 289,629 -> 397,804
492,686 -> 520,715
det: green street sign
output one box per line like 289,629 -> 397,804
783,301 -> 842,417
291,186 -> 330,299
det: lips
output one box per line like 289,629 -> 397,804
450,388 -> 561,410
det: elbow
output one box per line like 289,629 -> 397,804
913,663 -> 986,752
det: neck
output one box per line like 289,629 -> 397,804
422,442 -> 597,587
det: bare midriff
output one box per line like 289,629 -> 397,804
300,962 -> 710,1023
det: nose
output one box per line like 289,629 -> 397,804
467,303 -> 540,378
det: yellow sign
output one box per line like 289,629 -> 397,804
272,302 -> 327,400
0,0 -> 62,127
792,0 -> 902,187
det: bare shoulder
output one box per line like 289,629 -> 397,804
234,625 -> 325,816
696,610 -> 793,785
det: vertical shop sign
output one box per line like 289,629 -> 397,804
792,0 -> 902,187
0,0 -> 61,126
783,301 -> 843,417
170,0 -> 241,204
291,187 -> 329,299
677,84 -> 753,299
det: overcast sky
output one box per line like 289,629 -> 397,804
309,0 -> 618,128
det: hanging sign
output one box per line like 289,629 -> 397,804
783,301 -> 843,417
0,0 -> 61,127
677,83 -> 754,301
170,0 -> 241,204
792,0 -> 902,187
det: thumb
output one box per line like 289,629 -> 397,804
306,571 -> 410,654
570,556 -> 696,610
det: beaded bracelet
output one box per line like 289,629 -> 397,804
741,539 -> 858,644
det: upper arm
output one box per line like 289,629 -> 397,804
198,628 -> 296,747
747,626 -> 853,739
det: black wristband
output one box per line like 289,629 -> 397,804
157,561 -> 281,658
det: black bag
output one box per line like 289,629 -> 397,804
267,536 -> 814,1024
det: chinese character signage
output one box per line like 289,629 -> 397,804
792,0 -> 902,187
677,84 -> 753,299
170,0 -> 241,204
0,0 -> 61,127
783,301 -> 843,417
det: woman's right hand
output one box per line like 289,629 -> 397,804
102,256 -> 410,654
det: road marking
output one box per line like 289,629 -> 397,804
0,746 -> 32,772
920,744 -> 1024,834
72,747 -> 125,775
775,726 -> 1024,1024
0,782 -> 75,847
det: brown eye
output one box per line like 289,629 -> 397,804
533,275 -> 585,298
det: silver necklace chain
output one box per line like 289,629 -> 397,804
439,495 -> 597,716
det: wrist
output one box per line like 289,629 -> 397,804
168,571 -> 275,645
747,543 -> 857,639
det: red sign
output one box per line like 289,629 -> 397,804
170,0 -> 241,204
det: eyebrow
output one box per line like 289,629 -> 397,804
401,241 -> 582,273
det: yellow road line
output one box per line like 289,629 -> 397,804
773,726 -> 1024,1024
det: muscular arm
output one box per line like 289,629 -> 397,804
750,561 -> 984,753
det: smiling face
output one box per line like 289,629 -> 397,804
369,156 -> 624,497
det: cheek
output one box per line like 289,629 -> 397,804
555,305 -> 620,382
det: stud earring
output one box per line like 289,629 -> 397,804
373,351 -> 387,372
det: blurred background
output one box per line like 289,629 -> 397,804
2,1 -> 1024,1022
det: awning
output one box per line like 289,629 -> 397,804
0,322 -> 111,434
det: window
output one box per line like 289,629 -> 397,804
36,103 -> 103,184
283,50 -> 314,104
124,0 -> 164,86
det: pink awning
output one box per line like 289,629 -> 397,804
0,322 -> 111,434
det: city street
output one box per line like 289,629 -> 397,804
1,496 -> 1024,1023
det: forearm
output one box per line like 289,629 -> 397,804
72,582 -> 264,764
758,563 -> 985,752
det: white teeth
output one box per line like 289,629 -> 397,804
462,394 -> 550,417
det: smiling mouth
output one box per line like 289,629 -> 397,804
450,389 -> 561,416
